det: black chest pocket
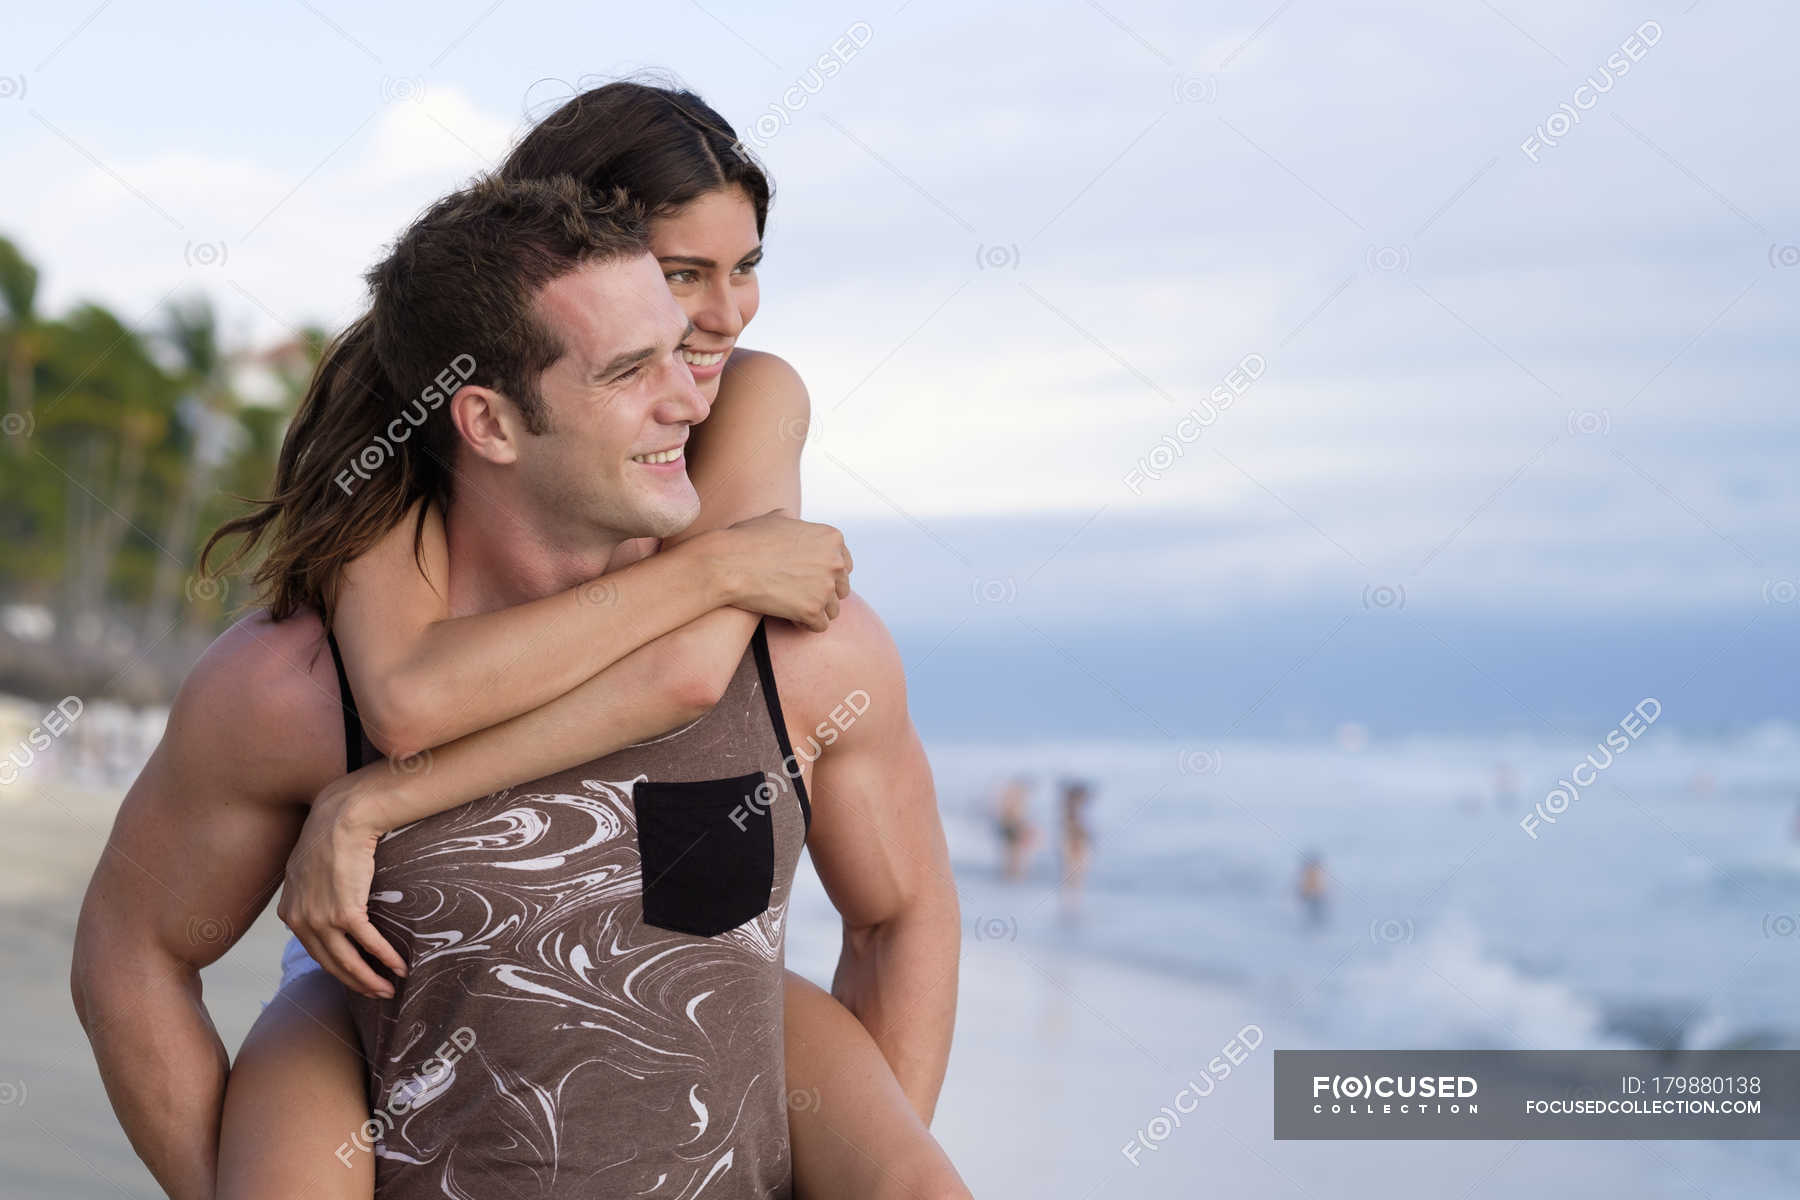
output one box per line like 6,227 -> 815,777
634,772 -> 777,937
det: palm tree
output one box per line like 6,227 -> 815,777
31,302 -> 176,642
143,294 -> 240,637
0,236 -> 44,442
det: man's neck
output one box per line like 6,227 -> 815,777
440,495 -> 650,616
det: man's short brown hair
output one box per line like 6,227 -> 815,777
366,173 -> 649,444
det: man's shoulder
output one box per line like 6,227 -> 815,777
164,608 -> 349,799
764,592 -> 906,731
184,608 -> 335,707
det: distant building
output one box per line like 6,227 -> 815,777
226,335 -> 316,410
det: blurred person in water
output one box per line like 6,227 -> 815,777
994,774 -> 1041,882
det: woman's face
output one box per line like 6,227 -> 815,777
649,186 -> 763,402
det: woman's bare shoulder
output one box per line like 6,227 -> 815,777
718,348 -> 809,401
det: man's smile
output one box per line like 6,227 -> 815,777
630,444 -> 686,466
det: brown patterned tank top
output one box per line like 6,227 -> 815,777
331,620 -> 810,1198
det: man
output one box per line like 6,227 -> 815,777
70,175 -> 960,1198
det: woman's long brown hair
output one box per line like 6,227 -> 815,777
199,312 -> 433,625
199,79 -> 771,625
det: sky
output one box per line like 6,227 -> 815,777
4,0 -> 1796,738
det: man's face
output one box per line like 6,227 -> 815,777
516,253 -> 709,541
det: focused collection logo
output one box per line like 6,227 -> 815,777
1311,1073 -> 1480,1116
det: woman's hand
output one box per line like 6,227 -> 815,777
277,764 -> 411,999
702,510 -> 853,632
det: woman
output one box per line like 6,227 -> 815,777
203,81 -> 967,1199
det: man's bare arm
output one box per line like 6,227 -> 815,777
782,596 -> 961,1123
70,616 -> 337,1200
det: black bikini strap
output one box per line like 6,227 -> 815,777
751,619 -> 811,835
324,629 -> 367,773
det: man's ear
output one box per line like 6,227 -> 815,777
450,385 -> 522,465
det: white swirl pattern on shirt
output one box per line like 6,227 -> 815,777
360,772 -> 794,1198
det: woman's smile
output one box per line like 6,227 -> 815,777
680,345 -> 731,381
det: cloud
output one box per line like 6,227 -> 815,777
356,85 -> 520,185
14,84 -> 520,344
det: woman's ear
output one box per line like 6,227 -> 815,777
450,384 -> 521,465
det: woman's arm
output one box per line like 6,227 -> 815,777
334,452 -> 816,761
370,360 -> 825,793
369,349 -> 817,770
331,501 -> 716,759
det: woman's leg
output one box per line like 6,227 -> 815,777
783,970 -> 971,1200
216,970 -> 373,1200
